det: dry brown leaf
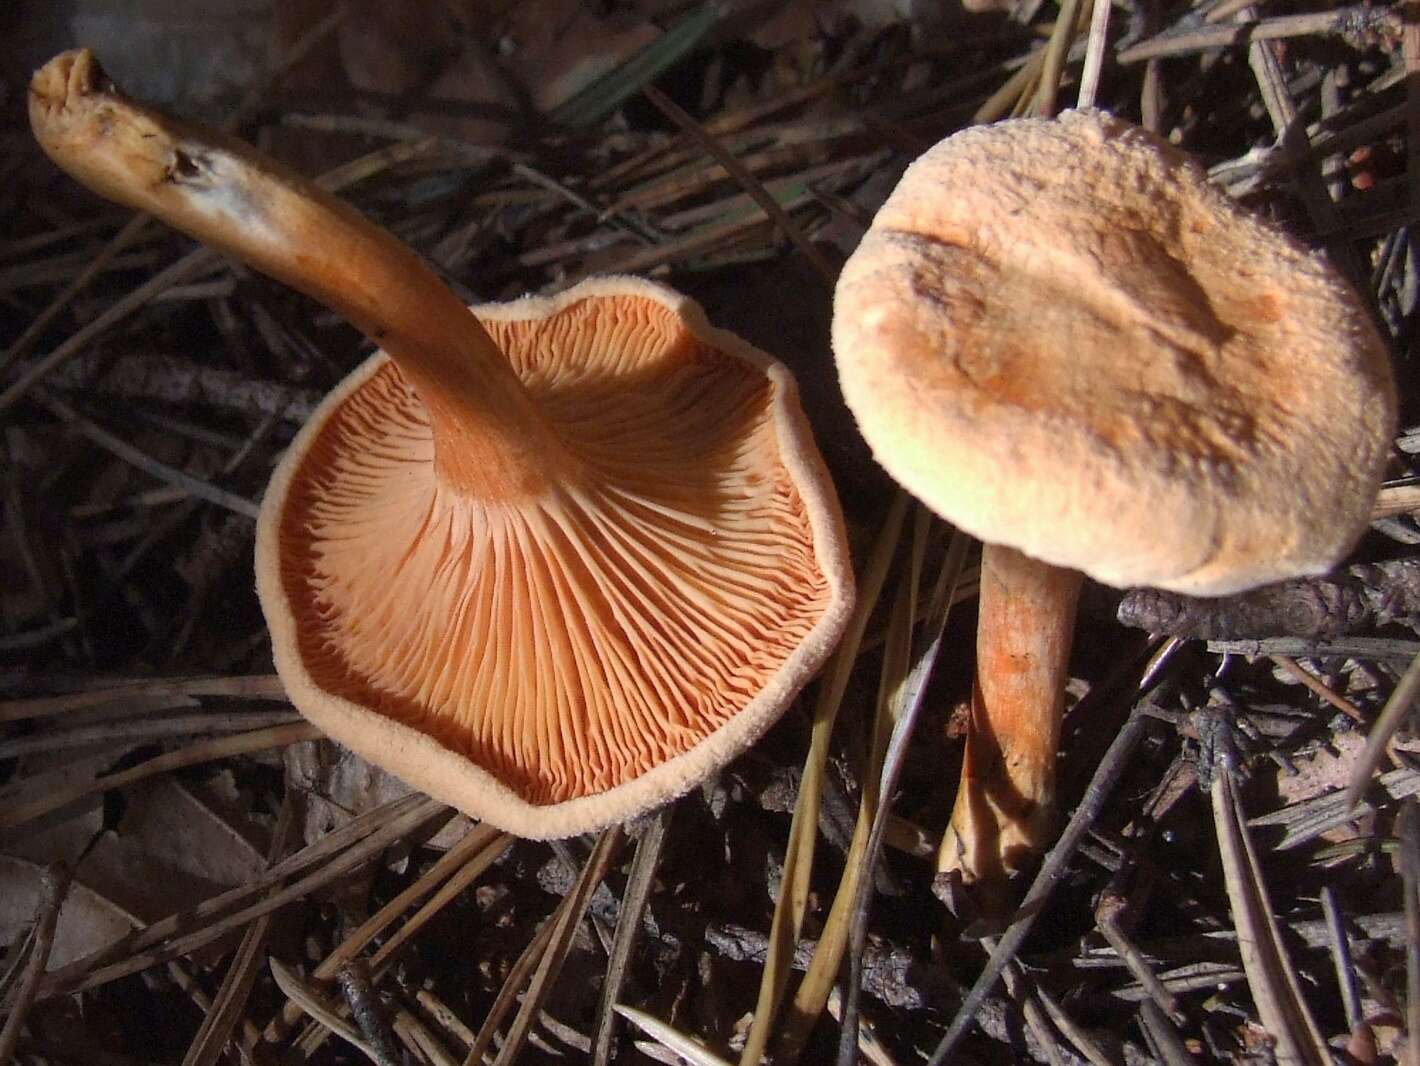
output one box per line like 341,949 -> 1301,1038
0,856 -> 135,970
285,739 -> 472,851
1274,731 -> 1368,808
118,778 -> 267,887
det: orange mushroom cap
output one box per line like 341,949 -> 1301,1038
30,49 -> 855,838
834,110 -> 1396,595
260,276 -> 853,837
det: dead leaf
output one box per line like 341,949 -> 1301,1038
285,739 -> 472,851
0,856 -> 135,970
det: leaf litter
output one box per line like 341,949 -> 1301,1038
4,0 -> 1420,1063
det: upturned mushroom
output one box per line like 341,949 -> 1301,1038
832,109 -> 1395,882
31,49 -> 854,838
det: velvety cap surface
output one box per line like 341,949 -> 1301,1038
258,277 -> 852,838
833,109 -> 1396,594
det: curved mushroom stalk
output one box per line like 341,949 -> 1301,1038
938,545 -> 1083,883
29,48 -> 565,501
30,49 -> 855,838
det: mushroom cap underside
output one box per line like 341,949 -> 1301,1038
833,109 -> 1396,595
257,276 -> 853,838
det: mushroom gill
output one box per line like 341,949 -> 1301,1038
277,287 -> 835,805
32,48 -> 854,837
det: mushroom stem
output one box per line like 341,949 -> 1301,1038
28,49 -> 570,501
938,544 -> 1083,883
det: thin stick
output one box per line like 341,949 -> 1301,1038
1212,759 -> 1329,1066
0,863 -> 71,1066
835,522 -> 969,1065
0,721 -> 320,832
269,960 -> 386,1064
281,828 -> 513,1061
488,828 -> 622,1066
1345,645 -> 1420,810
1118,7 -> 1402,63
1320,886 -> 1363,1031
1271,657 -> 1367,723
1077,0 -> 1114,109
180,798 -> 296,1066
1137,999 -> 1193,1066
1400,801 -> 1420,1066
61,800 -> 448,998
263,823 -> 504,1043
0,674 -> 286,725
1097,908 -> 1182,1023
593,810 -> 672,1066
926,638 -> 1182,1066
640,84 -> 839,288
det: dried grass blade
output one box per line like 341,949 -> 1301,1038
1372,483 -> 1420,518
1320,886 -> 1363,1031
1035,985 -> 1118,1066
736,491 -> 909,1066
834,522 -> 969,1066
641,84 -> 838,288
37,793 -> 436,998
181,797 -> 296,1066
550,3 -> 721,128
269,959 -> 387,1065
0,674 -> 287,725
778,507 -> 926,1062
0,721 -> 321,832
615,1005 -> 736,1066
926,637 -> 1183,1066
1036,0 -> 1085,116
488,827 -> 621,1066
0,863 -> 71,1066
1345,646 -> 1420,810
1077,0 -> 1113,108
1400,801 -> 1420,1066
977,51 -> 1044,124
460,909 -> 556,1065
367,832 -> 512,974
67,800 -> 449,998
395,1008 -> 461,1066
1252,767 -> 1420,849
1137,999 -> 1193,1066
1211,765 -> 1329,1066
459,828 -> 622,1066
283,827 -> 512,1061
0,710 -> 302,760
593,809 -> 672,1066
1119,7 -> 1403,64
823,987 -> 901,1066
263,822 -> 501,1046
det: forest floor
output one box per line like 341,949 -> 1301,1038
2,1 -> 1419,1064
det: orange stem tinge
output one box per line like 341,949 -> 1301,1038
29,49 -> 572,501
939,544 -> 1083,883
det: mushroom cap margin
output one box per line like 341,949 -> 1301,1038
257,275 -> 855,838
